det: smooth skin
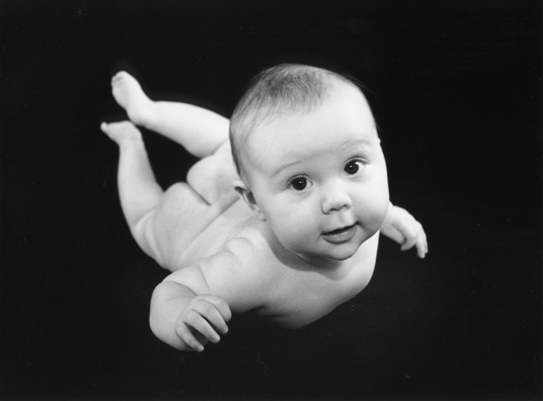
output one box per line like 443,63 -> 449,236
102,72 -> 427,352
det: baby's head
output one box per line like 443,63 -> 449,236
230,64 -> 359,181
231,64 -> 389,265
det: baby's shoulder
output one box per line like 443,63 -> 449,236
221,235 -> 255,255
220,228 -> 270,266
216,225 -> 286,279
201,229 -> 279,312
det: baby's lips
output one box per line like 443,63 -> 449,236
322,224 -> 357,244
322,222 -> 356,235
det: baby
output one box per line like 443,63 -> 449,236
101,64 -> 427,352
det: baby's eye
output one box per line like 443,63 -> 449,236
344,160 -> 363,175
290,177 -> 309,191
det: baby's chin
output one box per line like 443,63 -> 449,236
295,243 -> 363,267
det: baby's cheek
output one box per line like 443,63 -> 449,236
282,220 -> 310,242
363,199 -> 389,232
274,213 -> 314,248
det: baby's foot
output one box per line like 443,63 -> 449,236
101,121 -> 143,147
111,71 -> 156,127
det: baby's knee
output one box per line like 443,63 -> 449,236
186,155 -> 237,205
163,182 -> 198,205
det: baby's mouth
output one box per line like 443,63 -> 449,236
322,224 -> 357,244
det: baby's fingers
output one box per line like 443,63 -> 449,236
395,219 -> 418,249
201,295 -> 232,328
415,227 -> 428,258
399,223 -> 428,258
175,319 -> 207,352
193,299 -> 230,337
176,311 -> 221,352
176,297 -> 231,352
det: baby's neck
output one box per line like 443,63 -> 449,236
296,252 -> 351,270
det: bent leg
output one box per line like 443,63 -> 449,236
111,71 -> 229,158
186,141 -> 239,205
101,121 -> 163,257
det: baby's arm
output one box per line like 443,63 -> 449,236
380,202 -> 428,258
150,247 -> 261,352
150,264 -> 231,352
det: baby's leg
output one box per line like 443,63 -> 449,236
186,140 -> 239,205
111,72 -> 229,158
101,121 -> 163,256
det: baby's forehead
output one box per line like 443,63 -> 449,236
260,80 -> 369,124
235,78 -> 375,176
255,82 -> 372,133
247,86 -> 374,155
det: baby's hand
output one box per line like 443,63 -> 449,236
175,295 -> 231,352
381,204 -> 428,258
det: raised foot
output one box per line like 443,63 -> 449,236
101,121 -> 143,147
111,71 -> 155,127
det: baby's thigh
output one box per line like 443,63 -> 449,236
186,141 -> 239,205
154,183 -> 232,261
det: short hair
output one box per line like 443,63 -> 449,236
229,63 -> 366,180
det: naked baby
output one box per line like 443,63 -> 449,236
101,64 -> 428,352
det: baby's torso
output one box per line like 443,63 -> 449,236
156,177 -> 378,329
238,227 -> 379,328
187,218 -> 379,329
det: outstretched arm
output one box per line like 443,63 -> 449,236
380,202 -> 428,258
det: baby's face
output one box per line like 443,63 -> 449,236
244,83 -> 389,266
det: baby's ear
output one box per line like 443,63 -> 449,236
233,180 -> 266,221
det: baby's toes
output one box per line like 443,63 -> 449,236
111,71 -> 128,86
100,121 -> 142,145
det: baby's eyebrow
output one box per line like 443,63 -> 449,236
271,136 -> 373,177
342,137 -> 372,149
272,158 -> 302,178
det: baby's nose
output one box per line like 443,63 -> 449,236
321,183 -> 352,214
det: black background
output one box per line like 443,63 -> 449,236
1,0 -> 541,399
